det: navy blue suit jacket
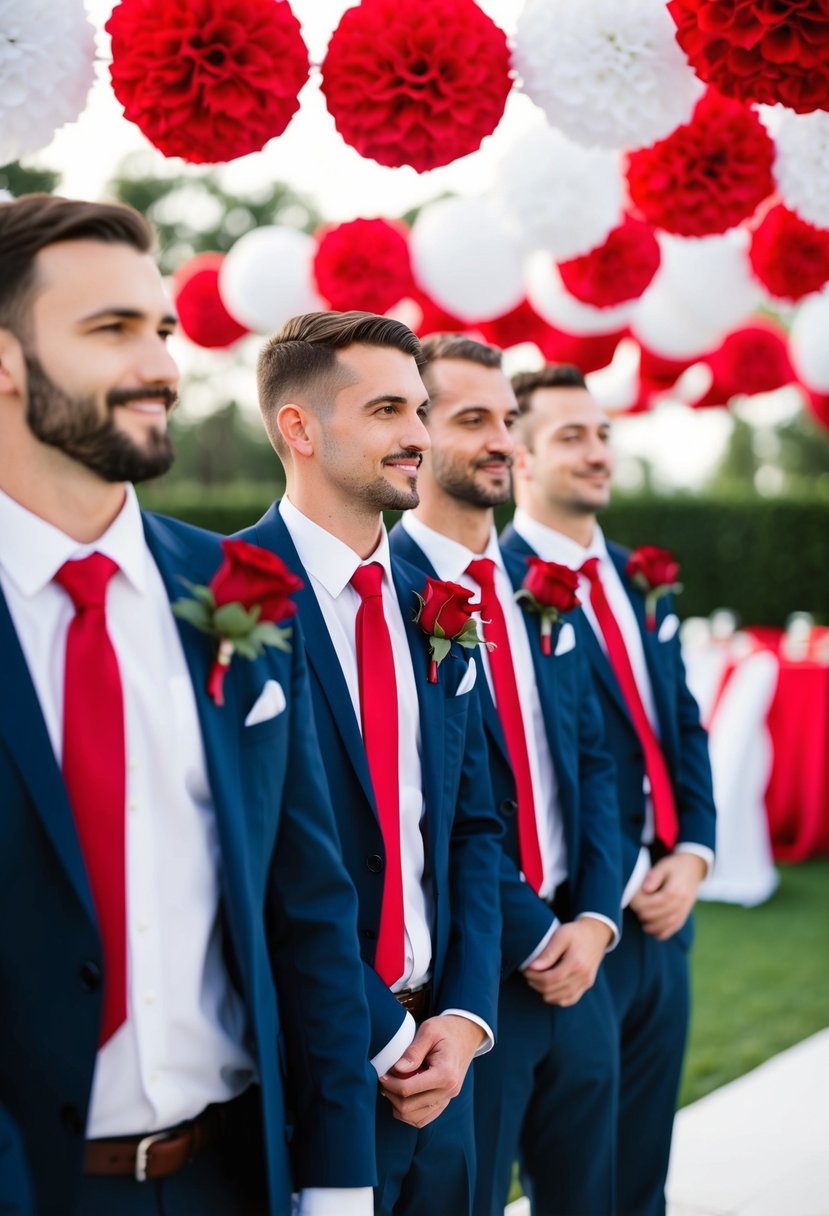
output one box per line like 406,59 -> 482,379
0,512 -> 376,1215
236,505 -> 503,1056
390,525 -> 622,976
501,525 -> 716,946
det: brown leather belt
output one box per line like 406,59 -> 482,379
84,1101 -> 225,1182
395,982 -> 432,1022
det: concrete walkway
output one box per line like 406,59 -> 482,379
506,1027 -> 829,1216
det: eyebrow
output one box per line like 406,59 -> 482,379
78,307 -> 179,327
361,393 -> 429,410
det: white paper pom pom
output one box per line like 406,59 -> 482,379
0,0 -> 96,164
219,228 -> 322,334
513,0 -> 703,151
525,254 -> 633,335
773,110 -> 829,231
490,126 -> 624,259
410,197 -> 525,324
657,230 -> 766,335
789,288 -> 829,392
630,272 -> 726,360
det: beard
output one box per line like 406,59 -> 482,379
432,451 -> 512,508
24,351 -> 176,484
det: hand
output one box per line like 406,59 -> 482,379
379,1014 -> 485,1129
521,918 -> 613,1006
630,853 -> 708,941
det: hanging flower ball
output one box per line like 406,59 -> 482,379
406,288 -> 469,338
790,289 -> 829,392
320,0 -> 511,172
410,197 -> 524,324
773,110 -> 829,232
558,217 -> 660,309
630,271 -> 725,361
749,204 -> 829,302
626,90 -> 775,237
693,321 -> 796,408
172,253 -> 249,349
313,218 -> 414,314
219,226 -> 321,333
539,328 -> 627,375
513,0 -> 703,151
0,0 -> 95,164
106,0 -> 309,164
668,0 -> 829,115
479,299 -> 552,353
491,126 -> 624,259
656,229 -> 765,335
526,254 -> 635,337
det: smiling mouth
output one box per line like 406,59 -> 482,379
383,453 -> 423,474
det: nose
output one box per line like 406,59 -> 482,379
488,419 -> 514,455
136,332 -> 180,388
585,431 -> 610,465
403,409 -> 431,453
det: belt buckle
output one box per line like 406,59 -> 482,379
135,1130 -> 171,1182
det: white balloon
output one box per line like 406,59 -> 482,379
630,272 -> 725,360
773,109 -> 829,231
789,288 -> 829,392
410,197 -> 525,323
657,231 -> 766,334
219,227 -> 321,334
490,126 -> 623,259
525,254 -> 633,335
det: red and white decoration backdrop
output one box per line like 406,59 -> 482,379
7,0 -> 829,426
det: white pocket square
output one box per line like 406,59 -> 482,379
554,622 -> 576,656
245,679 -> 286,726
455,658 -> 478,696
658,613 -> 680,643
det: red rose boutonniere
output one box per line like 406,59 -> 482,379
414,577 -> 488,684
173,538 -> 303,705
626,546 -> 682,631
515,558 -> 581,655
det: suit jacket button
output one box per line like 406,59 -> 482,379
366,854 -> 384,873
60,1104 -> 84,1135
500,799 -> 517,816
79,961 -> 101,992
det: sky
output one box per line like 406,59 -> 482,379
28,0 -> 771,489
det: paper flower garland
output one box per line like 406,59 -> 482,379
749,204 -> 829,302
513,0 -> 703,151
0,0 -> 95,165
558,217 -> 660,309
693,321 -> 796,408
626,90 -> 775,237
313,218 -> 413,314
320,0 -> 511,172
106,0 -> 309,164
773,110 -> 829,232
668,0 -> 829,115
173,253 -> 249,349
526,255 -> 635,337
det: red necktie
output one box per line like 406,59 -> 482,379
55,553 -> 127,1045
350,563 -> 405,987
580,557 -> 679,850
466,558 -> 544,893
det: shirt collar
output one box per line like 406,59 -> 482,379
0,483 -> 148,598
279,495 -> 393,597
511,508 -> 608,571
401,513 -> 502,584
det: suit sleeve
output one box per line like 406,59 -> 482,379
265,639 -> 378,1190
0,1105 -> 33,1215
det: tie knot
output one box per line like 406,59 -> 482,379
579,556 -> 601,584
466,557 -> 496,593
350,561 -> 384,602
55,553 -> 119,610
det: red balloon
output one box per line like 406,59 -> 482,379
173,253 -> 248,349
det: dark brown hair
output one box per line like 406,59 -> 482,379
511,364 -> 588,414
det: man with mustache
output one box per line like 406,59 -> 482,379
389,335 -> 622,1216
0,195 -> 377,1215
237,311 -> 503,1216
502,363 -> 716,1216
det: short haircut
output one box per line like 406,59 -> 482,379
257,310 -> 423,457
420,333 -> 503,373
511,364 -> 589,446
0,193 -> 153,337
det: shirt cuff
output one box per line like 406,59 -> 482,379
439,1010 -> 495,1056
295,1189 -> 374,1216
519,918 -> 560,970
576,911 -> 620,951
622,846 -> 652,908
676,842 -> 715,876
370,1012 -> 416,1078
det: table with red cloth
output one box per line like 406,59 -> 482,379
747,627 -> 829,862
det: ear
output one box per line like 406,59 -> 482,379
276,403 -> 314,459
0,328 -> 24,399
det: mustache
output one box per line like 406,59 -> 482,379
107,386 -> 178,411
474,454 -> 513,470
382,449 -> 424,467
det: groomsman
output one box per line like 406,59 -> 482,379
237,311 -> 503,1216
502,363 -> 716,1216
389,334 -> 622,1216
0,195 -> 377,1214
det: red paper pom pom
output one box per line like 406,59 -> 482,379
173,253 -> 248,348
537,327 -> 626,375
749,204 -> 829,302
626,90 -> 774,237
321,0 -> 512,172
479,299 -> 551,351
804,388 -> 829,430
313,218 -> 414,313
558,217 -> 660,308
693,320 -> 795,408
409,288 -> 469,337
107,0 -> 309,164
668,0 -> 829,115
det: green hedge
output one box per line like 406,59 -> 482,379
139,487 -> 829,627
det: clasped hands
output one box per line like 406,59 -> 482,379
521,916 -> 614,1007
379,1014 -> 485,1129
630,852 -> 707,941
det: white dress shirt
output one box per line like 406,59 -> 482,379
401,515 -> 618,952
279,497 -> 493,1069
510,510 -> 713,900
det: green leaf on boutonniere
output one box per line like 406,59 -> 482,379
171,596 -> 215,632
251,621 -> 293,653
213,601 -> 261,637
